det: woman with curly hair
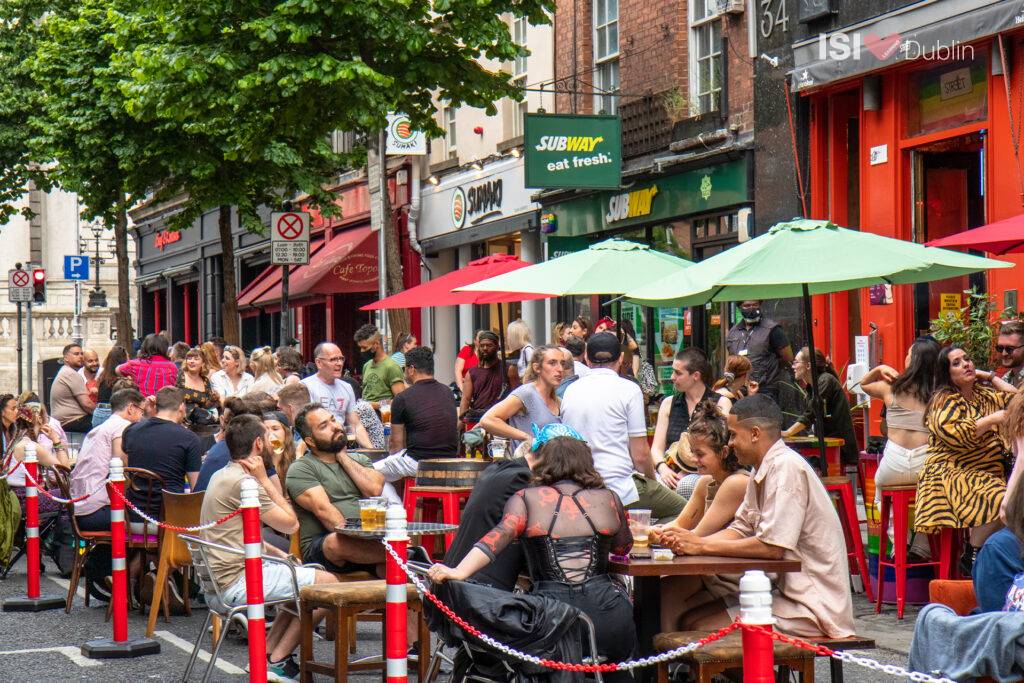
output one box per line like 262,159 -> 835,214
429,425 -> 637,681
651,401 -> 750,630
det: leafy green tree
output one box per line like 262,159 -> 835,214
29,0 -> 177,347
112,0 -> 550,342
0,0 -> 56,224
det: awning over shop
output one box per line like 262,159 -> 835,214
790,0 -> 1019,92
237,238 -> 325,309
243,226 -> 378,308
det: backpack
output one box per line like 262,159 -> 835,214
637,358 -> 659,398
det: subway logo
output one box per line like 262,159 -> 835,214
533,135 -> 605,152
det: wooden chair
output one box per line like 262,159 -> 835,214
52,464 -> 111,613
145,490 -> 204,637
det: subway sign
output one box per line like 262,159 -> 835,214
524,113 -> 622,190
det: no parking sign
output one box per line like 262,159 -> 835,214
270,211 -> 310,265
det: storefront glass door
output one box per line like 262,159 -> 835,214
910,133 -> 986,335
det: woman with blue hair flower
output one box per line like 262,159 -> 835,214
429,424 -> 638,681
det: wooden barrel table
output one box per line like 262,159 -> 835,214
415,458 -> 489,488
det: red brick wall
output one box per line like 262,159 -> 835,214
552,0 -> 753,134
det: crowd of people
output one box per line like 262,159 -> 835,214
6,309 -> 1024,680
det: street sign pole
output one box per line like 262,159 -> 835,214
26,303 -> 32,395
280,266 -> 289,347
72,280 -> 82,347
16,302 -> 22,395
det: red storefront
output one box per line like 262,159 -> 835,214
237,170 -> 422,361
793,11 -> 1024,424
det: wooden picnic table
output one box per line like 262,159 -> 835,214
612,554 -> 802,683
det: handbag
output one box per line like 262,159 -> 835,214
637,358 -> 659,397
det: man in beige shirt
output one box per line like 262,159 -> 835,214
667,394 -> 855,638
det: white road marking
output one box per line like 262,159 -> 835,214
154,630 -> 246,675
47,575 -> 86,601
0,646 -> 102,668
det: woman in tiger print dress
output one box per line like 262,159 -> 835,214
916,347 -> 1018,548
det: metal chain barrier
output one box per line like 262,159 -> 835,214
383,540 -> 960,681
107,485 -> 242,532
20,466 -> 102,505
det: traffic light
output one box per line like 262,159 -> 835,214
31,268 -> 45,304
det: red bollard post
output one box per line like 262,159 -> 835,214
385,505 -> 409,683
2,443 -> 64,612
241,476 -> 268,682
739,570 -> 775,682
81,458 -> 160,658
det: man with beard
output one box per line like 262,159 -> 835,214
997,320 -> 1024,388
286,404 -> 386,573
458,330 -> 504,421
201,414 -> 335,680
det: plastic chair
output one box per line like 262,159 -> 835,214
52,464 -> 111,613
145,490 -> 204,637
179,533 -> 309,683
404,486 -> 472,554
822,475 -> 873,602
876,485 -> 942,619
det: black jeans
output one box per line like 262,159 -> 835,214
534,576 -> 636,682
76,506 -> 111,532
62,414 -> 95,435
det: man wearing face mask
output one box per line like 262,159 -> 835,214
725,300 -> 793,403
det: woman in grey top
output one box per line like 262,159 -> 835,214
480,344 -> 563,452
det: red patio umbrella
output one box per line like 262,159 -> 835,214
926,213 -> 1024,255
361,253 -> 548,310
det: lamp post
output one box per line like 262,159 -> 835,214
80,224 -> 112,309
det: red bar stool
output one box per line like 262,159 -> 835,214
822,476 -> 873,603
404,485 -> 472,556
876,485 -> 942,619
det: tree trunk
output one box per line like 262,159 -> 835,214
384,209 -> 409,336
218,204 -> 240,345
114,195 -> 133,349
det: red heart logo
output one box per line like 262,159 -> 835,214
864,32 -> 902,60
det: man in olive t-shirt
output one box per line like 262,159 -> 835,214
285,405 -> 387,573
354,324 -> 405,407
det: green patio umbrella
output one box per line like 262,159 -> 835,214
456,238 -> 693,295
623,218 -> 1014,470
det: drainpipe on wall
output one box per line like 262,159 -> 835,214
405,158 -> 434,346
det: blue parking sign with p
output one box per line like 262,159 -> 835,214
64,255 -> 89,281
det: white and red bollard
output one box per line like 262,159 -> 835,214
81,458 -> 160,658
240,476 -> 268,682
2,443 -> 64,612
385,505 -> 409,683
739,570 -> 775,682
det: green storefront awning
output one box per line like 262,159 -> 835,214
542,156 -> 750,237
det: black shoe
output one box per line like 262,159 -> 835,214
959,543 -> 976,577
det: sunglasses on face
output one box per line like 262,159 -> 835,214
996,344 -> 1024,354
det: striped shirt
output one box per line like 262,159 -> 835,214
116,356 -> 179,397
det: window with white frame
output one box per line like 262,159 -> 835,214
512,16 -> 528,138
593,0 -> 619,114
442,105 -> 457,158
690,0 -> 722,115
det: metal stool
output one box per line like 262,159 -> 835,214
876,485 -> 946,619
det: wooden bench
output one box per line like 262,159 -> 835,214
652,631 -> 876,683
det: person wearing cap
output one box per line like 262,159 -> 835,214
561,332 -> 686,522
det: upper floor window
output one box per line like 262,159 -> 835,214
690,0 -> 722,115
442,105 -> 457,159
593,0 -> 619,114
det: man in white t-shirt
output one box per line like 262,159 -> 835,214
561,333 -> 685,521
301,342 -> 371,448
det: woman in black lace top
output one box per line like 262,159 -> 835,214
429,428 -> 637,680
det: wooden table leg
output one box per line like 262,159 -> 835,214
633,575 -> 661,683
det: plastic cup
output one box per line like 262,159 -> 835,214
359,499 -> 379,530
628,509 -> 652,549
488,438 -> 508,460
